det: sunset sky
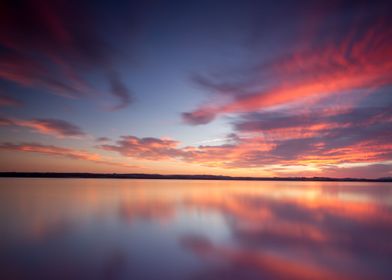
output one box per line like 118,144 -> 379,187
0,0 -> 391,178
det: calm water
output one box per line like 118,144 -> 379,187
0,179 -> 391,280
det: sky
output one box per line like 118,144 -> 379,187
0,0 -> 391,178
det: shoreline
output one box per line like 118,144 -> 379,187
0,172 -> 391,182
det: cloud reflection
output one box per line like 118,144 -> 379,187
1,180 -> 391,279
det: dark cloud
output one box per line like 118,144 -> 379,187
322,163 -> 392,179
0,117 -> 14,126
30,118 -> 86,137
96,137 -> 111,142
0,94 -> 23,107
234,106 -> 392,133
109,72 -> 133,110
0,0 -> 136,109
182,109 -> 216,125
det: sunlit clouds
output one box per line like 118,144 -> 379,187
0,0 -> 391,178
183,19 -> 391,124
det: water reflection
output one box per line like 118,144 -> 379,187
0,179 -> 391,279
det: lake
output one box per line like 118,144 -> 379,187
0,179 -> 391,280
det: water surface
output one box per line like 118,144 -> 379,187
0,179 -> 391,279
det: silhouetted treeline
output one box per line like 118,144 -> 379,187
0,172 -> 391,182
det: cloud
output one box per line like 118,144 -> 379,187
0,0 -> 134,109
98,133 -> 275,167
108,72 -> 133,110
321,163 -> 392,179
175,5 -> 392,176
0,94 -> 23,107
96,137 -> 111,142
229,105 -> 392,167
234,105 -> 392,146
100,136 -> 183,160
98,114 -> 391,175
183,5 -> 392,125
0,142 -> 99,161
182,109 -> 216,125
0,117 -> 86,138
0,142 -> 133,168
0,117 -> 14,126
99,100 -> 392,177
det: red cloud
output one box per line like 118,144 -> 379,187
183,17 -> 392,125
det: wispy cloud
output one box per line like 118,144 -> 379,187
0,142 -> 135,168
108,71 -> 133,110
183,8 -> 392,125
0,118 -> 86,138
0,94 -> 23,107
0,0 -> 134,109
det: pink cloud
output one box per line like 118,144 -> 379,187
0,142 -> 134,168
98,114 -> 391,177
183,17 -> 392,125
100,136 -> 182,160
0,118 -> 85,138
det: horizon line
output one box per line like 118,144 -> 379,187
0,172 -> 391,182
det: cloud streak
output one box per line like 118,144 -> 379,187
0,94 -> 23,107
0,118 -> 86,138
183,7 -> 392,125
0,142 -> 134,168
0,0 -> 134,109
108,72 -> 133,110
